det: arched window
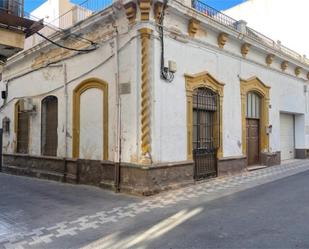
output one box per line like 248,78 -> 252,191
15,101 -> 30,154
41,96 -> 58,156
246,91 -> 261,119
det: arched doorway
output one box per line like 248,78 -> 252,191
192,87 -> 219,179
246,91 -> 261,165
240,77 -> 270,166
72,78 -> 108,160
41,96 -> 58,156
15,101 -> 30,154
185,72 -> 224,180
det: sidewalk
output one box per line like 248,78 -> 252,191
2,159 -> 309,249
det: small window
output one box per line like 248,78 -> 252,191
246,92 -> 260,119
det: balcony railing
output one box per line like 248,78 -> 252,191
192,0 -> 307,65
192,0 -> 237,29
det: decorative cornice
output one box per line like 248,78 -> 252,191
241,43 -> 251,57
281,61 -> 288,71
266,54 -> 274,66
139,28 -> 153,164
154,2 -> 163,23
139,0 -> 151,21
217,33 -> 228,49
295,66 -> 302,76
188,18 -> 200,37
124,2 -> 137,25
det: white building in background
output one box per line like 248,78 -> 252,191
224,0 -> 309,57
1,0 -> 309,195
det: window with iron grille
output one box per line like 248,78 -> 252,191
41,96 -> 58,156
192,87 -> 219,179
192,88 -> 218,150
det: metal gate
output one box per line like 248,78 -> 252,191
192,87 -> 219,180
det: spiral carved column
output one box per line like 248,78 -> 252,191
139,28 -> 152,164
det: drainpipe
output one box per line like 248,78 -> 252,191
63,63 -> 68,182
113,24 -> 121,193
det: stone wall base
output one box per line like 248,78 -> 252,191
260,151 -> 281,166
2,154 -> 194,196
295,149 -> 309,159
217,156 -> 247,176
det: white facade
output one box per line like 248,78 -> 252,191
1,0 -> 309,170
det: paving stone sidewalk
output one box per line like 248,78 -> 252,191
2,159 -> 309,249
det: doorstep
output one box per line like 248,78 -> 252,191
246,165 -> 268,171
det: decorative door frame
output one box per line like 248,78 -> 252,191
72,78 -> 108,160
185,71 -> 224,160
240,76 -> 270,156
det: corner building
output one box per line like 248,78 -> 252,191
1,0 -> 309,195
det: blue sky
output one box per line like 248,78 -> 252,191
24,0 -> 245,13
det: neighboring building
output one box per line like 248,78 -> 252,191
25,0 -> 93,49
224,0 -> 309,58
1,0 -> 309,195
0,0 -> 43,71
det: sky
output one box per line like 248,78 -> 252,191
24,0 -> 245,13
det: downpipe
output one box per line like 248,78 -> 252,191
113,24 -> 121,193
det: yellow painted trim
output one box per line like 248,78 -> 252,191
240,76 -> 270,157
139,0 -> 151,21
188,19 -> 200,37
185,71 -> 225,160
139,28 -> 152,164
72,78 -> 109,160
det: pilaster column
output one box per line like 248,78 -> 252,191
139,28 -> 152,164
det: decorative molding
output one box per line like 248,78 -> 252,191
124,2 -> 137,25
295,66 -> 302,76
281,61 -> 288,71
266,54 -> 274,66
139,0 -> 151,21
72,78 -> 108,160
241,43 -> 251,57
154,2 -> 163,23
217,33 -> 228,48
184,71 -> 224,160
188,19 -> 200,37
139,28 -> 153,164
240,77 -> 270,159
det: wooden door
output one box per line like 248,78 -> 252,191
246,119 -> 259,165
42,97 -> 58,156
17,111 -> 29,154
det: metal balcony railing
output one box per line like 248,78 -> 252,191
0,0 -> 24,17
191,0 -> 308,65
192,0 -> 237,29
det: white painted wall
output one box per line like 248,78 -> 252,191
31,0 -> 61,27
79,88 -> 104,160
151,8 -> 309,163
224,0 -> 309,57
2,1 -> 309,166
0,12 -> 139,163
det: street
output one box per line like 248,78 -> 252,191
1,160 -> 309,249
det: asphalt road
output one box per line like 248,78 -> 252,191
1,161 -> 309,249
